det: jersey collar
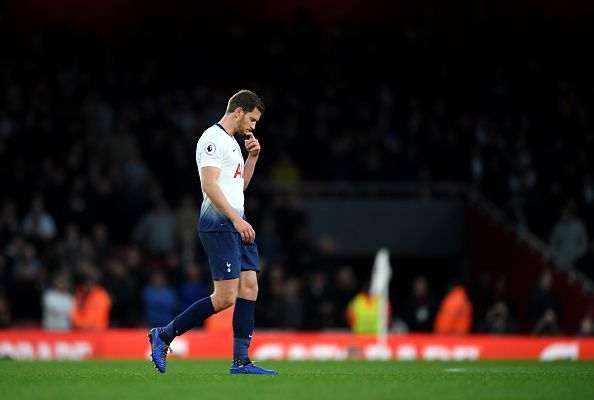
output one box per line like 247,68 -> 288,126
215,123 -> 230,135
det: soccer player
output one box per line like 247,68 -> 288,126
148,90 -> 277,375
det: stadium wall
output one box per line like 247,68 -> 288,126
466,203 -> 594,334
1,330 -> 593,361
303,198 -> 464,257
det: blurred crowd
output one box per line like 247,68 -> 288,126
1,15 -> 593,334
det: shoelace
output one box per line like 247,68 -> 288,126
241,361 -> 258,368
234,359 -> 253,367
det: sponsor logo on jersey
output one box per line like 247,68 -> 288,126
234,163 -> 243,178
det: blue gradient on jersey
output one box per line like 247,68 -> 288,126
199,203 -> 244,232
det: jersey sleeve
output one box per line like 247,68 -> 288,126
198,132 -> 226,169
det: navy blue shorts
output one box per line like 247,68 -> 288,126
199,231 -> 260,280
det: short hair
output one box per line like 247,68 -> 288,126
226,90 -> 265,114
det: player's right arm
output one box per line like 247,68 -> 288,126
201,166 -> 256,243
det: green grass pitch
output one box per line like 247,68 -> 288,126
1,360 -> 593,400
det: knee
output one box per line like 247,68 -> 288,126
220,296 -> 236,310
211,292 -> 237,312
240,281 -> 258,300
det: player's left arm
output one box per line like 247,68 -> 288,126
243,132 -> 260,190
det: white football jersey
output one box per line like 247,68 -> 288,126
196,124 -> 245,231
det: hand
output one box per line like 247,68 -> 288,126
233,218 -> 256,243
244,133 -> 261,157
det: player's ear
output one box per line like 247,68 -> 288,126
234,107 -> 244,118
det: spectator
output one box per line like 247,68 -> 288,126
92,223 -> 112,268
402,275 -> 436,333
283,277 -> 304,330
21,196 -> 57,241
550,206 -> 588,264
121,152 -> 149,191
257,265 -> 290,328
333,266 -> 359,328
478,301 -> 517,334
257,216 -> 281,266
122,245 -> 144,277
270,152 -> 301,185
0,255 -> 8,290
9,242 -> 43,325
60,223 -> 82,269
578,315 -> 594,337
163,253 -> 183,286
314,234 -> 340,272
0,293 -> 11,328
80,237 -> 97,263
71,267 -> 112,330
179,230 -> 196,268
529,269 -> 562,335
133,197 -> 176,257
174,194 -> 198,245
0,200 -> 20,247
175,194 -> 199,267
483,276 -> 518,322
142,270 -> 178,327
104,258 -> 139,327
42,272 -> 74,330
179,262 -> 209,310
346,281 -> 392,334
434,282 -> 473,335
533,309 -> 562,336
302,270 -> 335,330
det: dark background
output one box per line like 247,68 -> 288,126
1,0 -> 593,335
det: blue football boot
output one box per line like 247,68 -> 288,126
230,358 -> 277,375
148,327 -> 171,373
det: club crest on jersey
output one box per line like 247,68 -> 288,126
205,142 -> 216,155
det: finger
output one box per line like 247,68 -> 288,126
244,227 -> 253,243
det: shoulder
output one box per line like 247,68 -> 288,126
202,125 -> 220,137
198,126 -> 228,148
201,125 -> 227,140
93,286 -> 111,300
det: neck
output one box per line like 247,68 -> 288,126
218,114 -> 236,136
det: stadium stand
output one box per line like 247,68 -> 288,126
1,4 -> 593,335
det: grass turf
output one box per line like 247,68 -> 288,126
1,360 -> 593,400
